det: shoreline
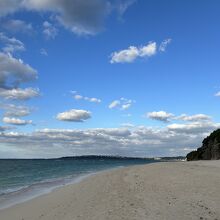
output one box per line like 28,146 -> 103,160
0,163 -> 143,210
0,161 -> 220,220
0,172 -> 95,211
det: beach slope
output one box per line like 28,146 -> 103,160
0,161 -> 220,220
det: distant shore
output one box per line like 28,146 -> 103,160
0,161 -> 220,220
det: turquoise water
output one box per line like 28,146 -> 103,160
0,157 -> 157,209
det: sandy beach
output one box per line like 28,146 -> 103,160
0,161 -> 220,220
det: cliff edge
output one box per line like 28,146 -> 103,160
187,129 -> 220,161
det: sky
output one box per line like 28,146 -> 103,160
0,0 -> 220,158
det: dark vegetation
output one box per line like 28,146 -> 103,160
187,129 -> 220,161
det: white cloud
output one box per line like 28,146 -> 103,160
147,111 -> 174,122
84,97 -> 101,103
159,38 -> 172,52
73,92 -> 101,103
0,0 -> 135,36
175,114 -> 211,122
74,94 -> 83,100
109,98 -> 134,110
139,42 -> 157,57
121,103 -> 131,110
110,46 -> 139,63
56,109 -> 91,122
3,117 -> 32,125
167,121 -> 219,134
42,21 -> 58,39
0,103 -> 32,117
0,88 -> 39,100
0,121 -> 219,158
110,40 -> 170,63
147,111 -> 212,123
0,50 -> 39,131
109,100 -> 121,109
2,19 -> 33,34
0,32 -> 25,53
0,52 -> 37,88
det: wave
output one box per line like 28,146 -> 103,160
0,171 -> 95,210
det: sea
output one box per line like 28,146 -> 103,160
0,156 -> 161,210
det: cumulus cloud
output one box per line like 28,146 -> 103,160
110,39 -> 171,63
0,120 -> 219,158
56,109 -> 91,122
147,111 -> 174,122
0,38 -> 39,125
3,117 -> 32,125
0,88 -> 39,100
0,103 -> 32,117
0,0 -> 135,36
109,98 -> 134,110
0,49 -> 39,130
42,21 -> 58,39
73,92 -> 101,103
110,42 -> 156,63
52,0 -> 110,35
0,52 -> 37,89
111,46 -> 139,63
0,32 -> 25,53
1,19 -> 33,34
139,42 -> 157,57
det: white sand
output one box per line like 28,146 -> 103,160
0,161 -> 220,220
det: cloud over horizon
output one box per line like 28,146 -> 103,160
0,121 -> 219,158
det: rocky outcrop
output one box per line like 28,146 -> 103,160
186,129 -> 220,161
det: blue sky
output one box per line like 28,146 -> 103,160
0,0 -> 220,158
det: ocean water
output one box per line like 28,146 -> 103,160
0,157 -> 157,209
